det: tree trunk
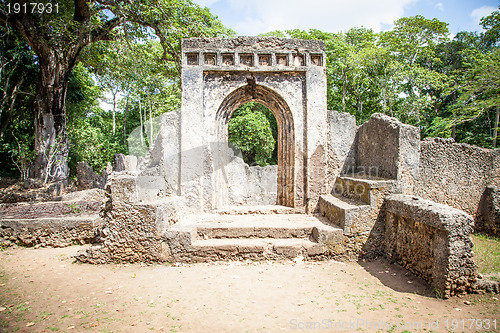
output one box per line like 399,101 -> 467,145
451,91 -> 457,140
1,1 -> 123,182
493,106 -> 500,148
33,55 -> 72,182
341,72 -> 346,113
122,96 -> 128,146
139,98 -> 144,145
112,89 -> 117,135
149,101 -> 153,145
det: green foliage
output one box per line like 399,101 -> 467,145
1,2 -> 500,182
265,14 -> 498,147
66,63 -> 125,174
480,5 -> 500,50
0,25 -> 37,178
472,233 -> 500,275
228,102 -> 277,166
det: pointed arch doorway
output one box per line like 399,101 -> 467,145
216,80 -> 295,207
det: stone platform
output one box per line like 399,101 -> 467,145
164,206 -> 342,262
0,200 -> 103,247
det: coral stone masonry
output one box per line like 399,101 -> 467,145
3,38 -> 499,297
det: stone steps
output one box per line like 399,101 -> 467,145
164,212 -> 342,262
320,174 -> 397,235
214,205 -> 304,215
333,174 -> 396,206
318,194 -> 371,235
190,238 -> 325,261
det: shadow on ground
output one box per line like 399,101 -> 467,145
358,257 -> 437,298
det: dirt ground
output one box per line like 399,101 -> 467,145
0,246 -> 498,333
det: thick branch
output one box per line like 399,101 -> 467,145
0,7 -> 7,23
3,3 -> 49,57
74,0 -> 91,23
91,16 -> 123,42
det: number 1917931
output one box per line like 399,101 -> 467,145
7,3 -> 59,14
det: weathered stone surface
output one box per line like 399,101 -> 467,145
477,185 -> 500,236
113,154 -> 137,173
383,194 -> 477,298
224,154 -> 277,206
164,213 -> 342,262
76,196 -> 185,264
327,110 -> 357,186
106,174 -> 138,203
182,37 -> 325,53
60,189 -> 106,202
76,161 -> 105,190
356,113 -> 420,194
139,112 -> 180,198
0,216 -> 102,248
181,37 -> 327,212
416,138 -> 500,217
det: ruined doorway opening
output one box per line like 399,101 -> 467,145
228,102 -> 278,167
216,82 -> 295,207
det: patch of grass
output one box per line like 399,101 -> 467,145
65,202 -> 80,214
472,234 -> 500,275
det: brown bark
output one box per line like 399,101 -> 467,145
1,1 -> 123,181
122,96 -> 129,146
33,52 -> 72,180
493,106 -> 500,148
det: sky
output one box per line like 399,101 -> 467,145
194,0 -> 499,36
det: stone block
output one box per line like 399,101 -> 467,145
383,194 -> 477,298
76,161 -> 104,190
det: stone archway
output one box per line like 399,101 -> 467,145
179,37 -> 328,213
216,81 -> 295,207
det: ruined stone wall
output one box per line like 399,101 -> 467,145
476,185 -> 500,236
181,37 -> 328,212
383,194 -> 476,298
415,138 -> 500,217
355,113 -> 420,194
357,114 -> 400,178
224,154 -> 278,206
76,183 -> 186,264
0,216 -> 101,248
326,110 -> 357,193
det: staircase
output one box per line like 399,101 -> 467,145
164,173 -> 398,263
319,173 -> 397,235
164,205 -> 343,263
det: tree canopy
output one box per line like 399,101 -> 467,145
0,0 -> 232,181
0,3 -> 499,180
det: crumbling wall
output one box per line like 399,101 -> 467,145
355,113 -> 420,194
415,138 -> 500,217
0,216 -> 101,248
326,110 -> 357,192
76,162 -> 105,190
224,155 -> 277,206
383,194 -> 476,298
76,179 -> 186,264
477,185 -> 500,236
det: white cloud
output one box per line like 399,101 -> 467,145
220,0 -> 418,35
435,2 -> 444,11
471,6 -> 496,28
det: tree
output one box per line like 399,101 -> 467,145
379,16 -> 449,125
480,5 -> 500,50
0,0 -> 231,182
454,49 -> 500,146
228,102 -> 277,166
0,24 -> 37,138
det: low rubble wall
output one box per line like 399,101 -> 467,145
383,194 -> 477,298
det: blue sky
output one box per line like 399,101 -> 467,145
194,0 -> 499,36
